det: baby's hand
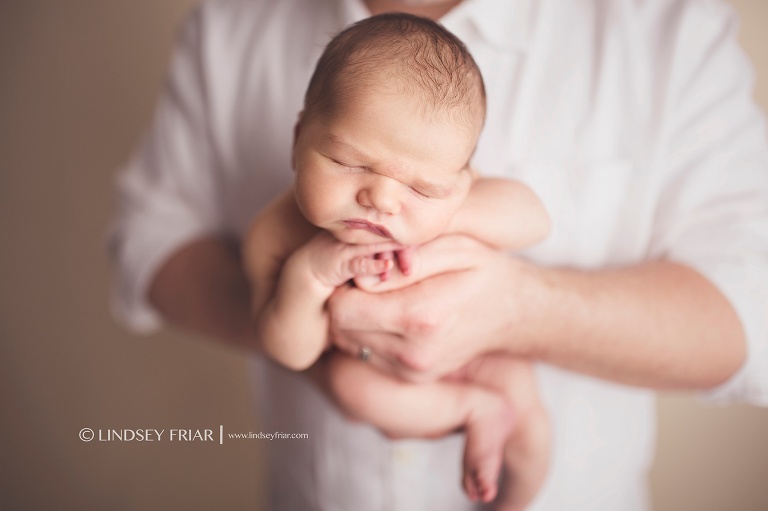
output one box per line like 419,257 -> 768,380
296,232 -> 404,288
378,247 -> 415,281
354,246 -> 415,291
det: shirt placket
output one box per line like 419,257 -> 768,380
384,441 -> 430,511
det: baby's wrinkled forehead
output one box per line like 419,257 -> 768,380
336,64 -> 485,134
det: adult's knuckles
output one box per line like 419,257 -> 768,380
413,236 -> 484,277
399,307 -> 440,336
397,348 -> 435,373
328,288 -> 377,328
327,294 -> 351,327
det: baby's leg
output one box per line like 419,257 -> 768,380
461,355 -> 550,511
327,351 -> 514,503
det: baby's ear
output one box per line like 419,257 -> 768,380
291,112 -> 304,171
294,111 -> 304,140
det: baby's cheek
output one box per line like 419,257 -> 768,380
296,191 -> 329,226
410,217 -> 453,245
420,200 -> 460,237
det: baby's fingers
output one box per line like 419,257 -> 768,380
375,251 -> 395,281
394,247 -> 415,276
345,256 -> 393,279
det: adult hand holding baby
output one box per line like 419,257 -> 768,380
328,233 -> 537,383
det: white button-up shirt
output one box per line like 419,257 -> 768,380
109,0 -> 768,509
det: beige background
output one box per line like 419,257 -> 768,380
1,1 -> 766,509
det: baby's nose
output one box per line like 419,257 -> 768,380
357,178 -> 401,215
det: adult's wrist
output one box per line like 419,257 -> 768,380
487,257 -> 574,362
494,260 -> 747,389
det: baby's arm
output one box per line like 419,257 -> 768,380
448,176 -> 551,250
244,190 -> 399,370
260,233 -> 399,370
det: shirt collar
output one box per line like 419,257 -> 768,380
454,0 -> 532,52
337,0 -> 532,52
337,0 -> 370,26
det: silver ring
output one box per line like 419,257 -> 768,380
359,346 -> 373,362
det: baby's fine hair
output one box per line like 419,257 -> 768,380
303,12 -> 486,128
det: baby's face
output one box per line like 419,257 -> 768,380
293,86 -> 477,246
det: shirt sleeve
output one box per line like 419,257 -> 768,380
107,4 -> 224,334
649,1 -> 768,405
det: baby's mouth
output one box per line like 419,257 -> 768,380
342,219 -> 393,239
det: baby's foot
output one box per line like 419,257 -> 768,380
462,401 -> 515,503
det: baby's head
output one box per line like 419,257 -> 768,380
303,12 -> 486,130
293,13 -> 486,245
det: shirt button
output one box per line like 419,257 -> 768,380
393,447 -> 412,464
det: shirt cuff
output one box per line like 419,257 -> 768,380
108,207 -> 220,335
687,257 -> 768,406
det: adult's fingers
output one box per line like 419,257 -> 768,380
328,283 -> 405,336
406,234 -> 488,279
328,285 -> 445,381
329,322 -> 406,374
